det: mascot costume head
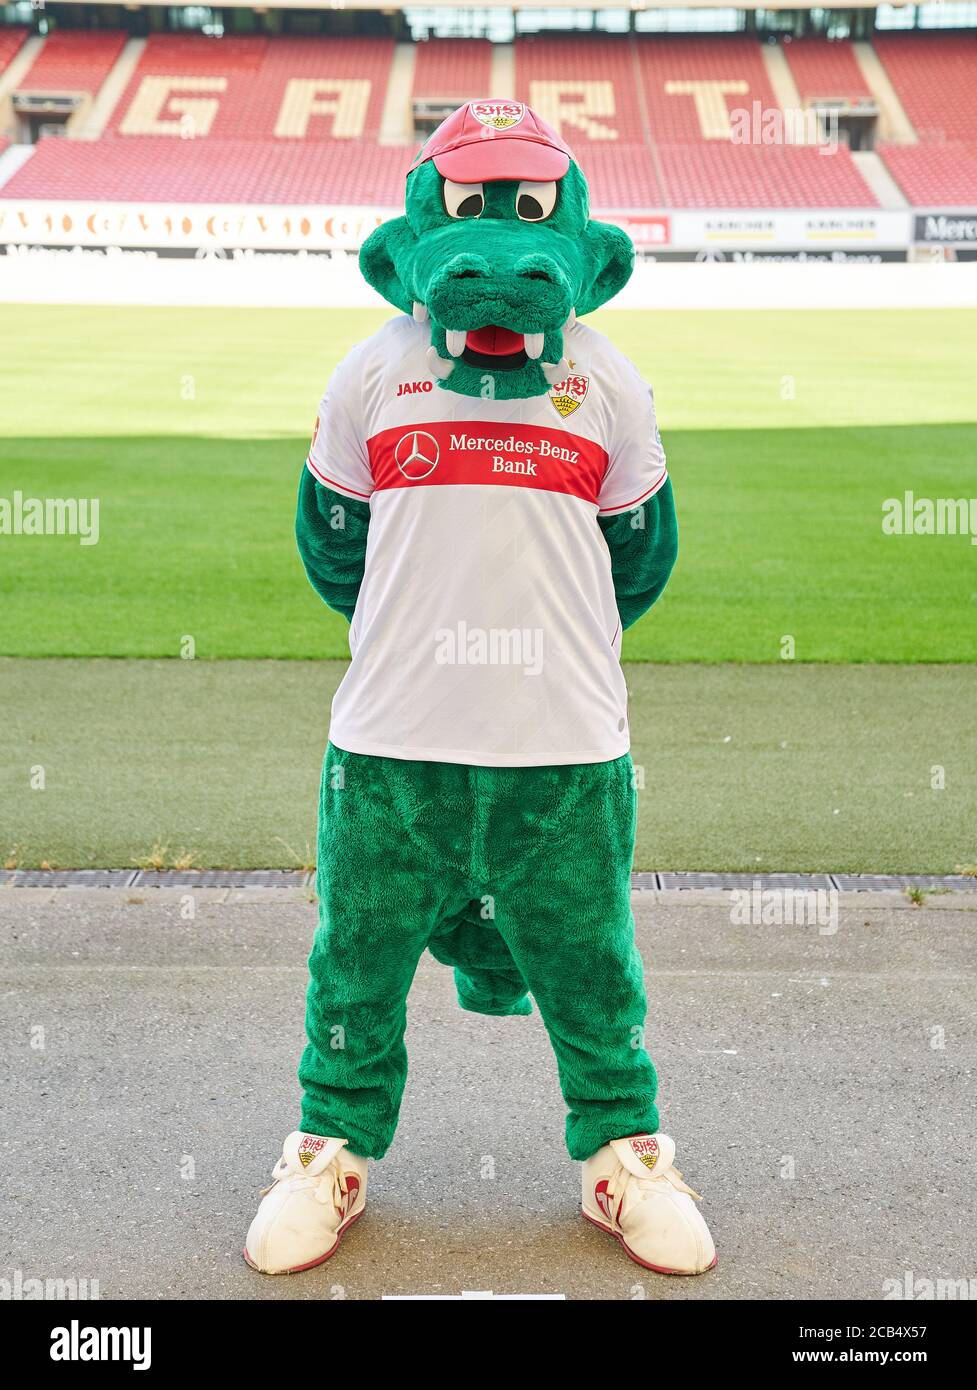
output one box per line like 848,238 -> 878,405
360,98 -> 634,400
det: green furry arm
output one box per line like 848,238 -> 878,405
295,468 -> 371,623
597,478 -> 678,631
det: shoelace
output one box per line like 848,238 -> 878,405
260,1156 -> 351,1209
634,1165 -> 702,1203
607,1163 -> 702,1211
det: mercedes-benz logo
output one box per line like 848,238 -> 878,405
394,430 -> 439,480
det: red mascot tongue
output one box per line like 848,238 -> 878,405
465,326 -> 524,355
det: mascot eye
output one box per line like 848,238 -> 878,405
443,180 -> 484,219
516,181 -> 557,222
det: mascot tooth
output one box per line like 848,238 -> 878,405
541,357 -> 571,385
523,332 -> 544,360
426,346 -> 455,379
244,99 -> 716,1281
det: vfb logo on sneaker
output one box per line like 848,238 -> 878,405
298,1136 -> 326,1168
630,1136 -> 659,1171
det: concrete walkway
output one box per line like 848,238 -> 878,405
1,888 -> 974,1301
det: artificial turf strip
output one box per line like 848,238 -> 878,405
2,658 -> 974,874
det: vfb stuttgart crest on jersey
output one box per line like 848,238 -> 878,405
471,100 -> 525,130
549,372 -> 589,418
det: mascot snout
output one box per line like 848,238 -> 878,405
424,239 -> 574,373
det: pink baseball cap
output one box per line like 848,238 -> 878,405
408,99 -> 572,183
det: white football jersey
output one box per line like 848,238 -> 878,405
306,315 -> 667,767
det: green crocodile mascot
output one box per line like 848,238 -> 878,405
245,99 -> 716,1279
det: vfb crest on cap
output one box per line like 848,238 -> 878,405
471,100 -> 525,130
549,372 -> 589,418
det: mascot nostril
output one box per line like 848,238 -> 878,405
255,97 -> 717,1284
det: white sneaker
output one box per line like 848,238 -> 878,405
582,1134 -> 717,1275
244,1132 -> 367,1274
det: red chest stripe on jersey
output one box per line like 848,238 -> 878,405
367,420 -> 607,504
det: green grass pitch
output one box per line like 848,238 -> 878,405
1,303 -> 975,871
2,304 -> 977,662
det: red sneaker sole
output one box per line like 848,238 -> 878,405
243,1206 -> 364,1275
581,1207 -> 718,1276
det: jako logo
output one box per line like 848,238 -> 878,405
50,1320 -> 151,1371
396,380 -> 433,396
434,621 -> 544,677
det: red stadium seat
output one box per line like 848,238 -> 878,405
0,135 -> 411,204
579,143 -> 664,208
874,34 -> 977,145
515,36 -> 646,144
0,26 -> 28,73
879,141 -> 977,206
17,29 -> 127,95
107,33 -> 393,141
781,36 -> 872,106
657,141 -> 877,209
413,38 -> 492,100
636,35 -> 778,145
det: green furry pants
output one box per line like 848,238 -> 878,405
298,744 -> 659,1161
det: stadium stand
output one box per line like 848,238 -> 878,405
0,24 -> 974,212
873,33 -> 977,145
635,35 -> 777,144
107,34 -> 394,140
16,29 -> 127,96
412,37 -> 492,100
575,144 -> 664,208
515,35 -> 646,144
657,140 -> 877,209
879,142 -> 977,207
0,134 -> 409,203
510,34 -> 877,207
781,35 -> 872,106
0,25 -> 27,74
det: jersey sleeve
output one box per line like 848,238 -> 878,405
305,350 -> 374,503
597,361 -> 668,517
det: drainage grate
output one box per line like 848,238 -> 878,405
0,869 -> 972,893
2,869 -> 138,888
130,870 -> 311,889
831,873 -> 976,893
656,872 -> 836,892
